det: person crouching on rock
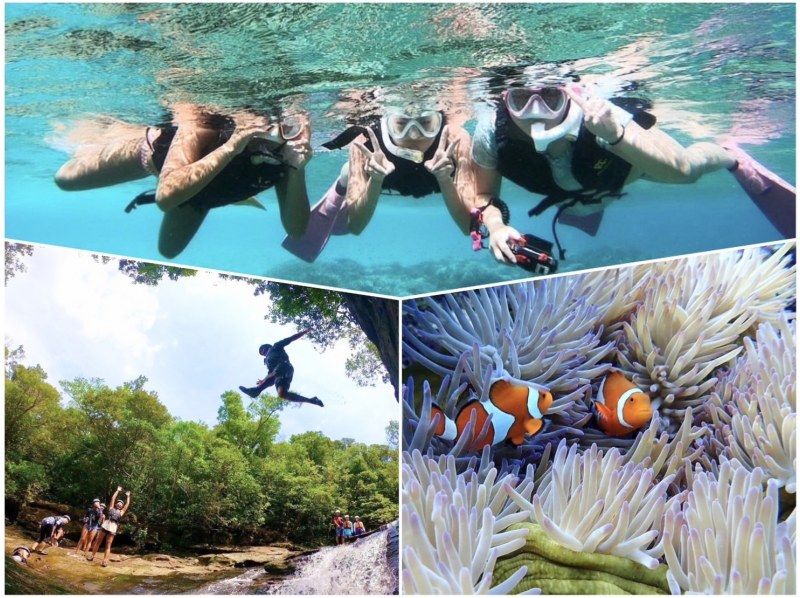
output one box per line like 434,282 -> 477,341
88,486 -> 130,567
31,514 -> 70,553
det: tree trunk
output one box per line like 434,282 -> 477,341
342,295 -> 399,398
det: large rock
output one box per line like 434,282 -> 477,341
493,523 -> 670,594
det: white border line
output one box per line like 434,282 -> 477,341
402,238 -> 796,300
4,237 -> 400,300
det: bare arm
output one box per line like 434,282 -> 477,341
121,492 -> 131,516
473,162 -> 519,263
110,487 -> 121,507
425,126 -> 475,234
345,134 -> 390,235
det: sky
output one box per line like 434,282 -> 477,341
5,245 -> 398,445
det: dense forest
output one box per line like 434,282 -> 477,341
5,347 -> 398,548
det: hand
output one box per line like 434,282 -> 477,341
488,225 -> 522,264
353,128 -> 395,182
117,486 -> 123,492
564,85 -> 624,144
125,491 -> 131,497
281,135 -> 313,169
424,126 -> 460,182
230,117 -> 275,153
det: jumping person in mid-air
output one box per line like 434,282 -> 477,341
239,327 -> 323,407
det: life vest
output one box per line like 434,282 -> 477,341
127,125 -> 287,212
107,508 -> 123,524
322,117 -> 446,198
494,97 -> 657,258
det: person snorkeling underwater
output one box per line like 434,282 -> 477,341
471,80 -> 796,263
54,104 -> 313,258
239,327 -> 323,407
281,104 -> 475,262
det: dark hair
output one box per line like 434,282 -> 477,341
258,344 -> 272,356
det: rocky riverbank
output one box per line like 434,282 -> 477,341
5,524 -> 301,594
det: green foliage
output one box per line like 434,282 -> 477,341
5,350 -> 398,547
5,242 -> 34,284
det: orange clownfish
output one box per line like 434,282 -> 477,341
430,379 -> 553,451
593,370 -> 653,437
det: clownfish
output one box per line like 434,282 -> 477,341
593,370 -> 653,437
430,379 -> 553,451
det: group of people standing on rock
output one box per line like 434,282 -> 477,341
18,487 -> 132,569
54,75 -> 795,266
332,509 -> 367,545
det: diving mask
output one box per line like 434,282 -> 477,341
384,110 -> 443,140
504,87 -> 568,121
380,110 -> 443,163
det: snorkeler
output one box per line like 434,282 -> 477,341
281,105 -> 474,262
53,105 -> 313,258
239,327 -> 324,407
471,81 -> 796,263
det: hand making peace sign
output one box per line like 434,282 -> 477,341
353,127 -> 396,181
564,85 -> 625,144
424,125 -> 461,182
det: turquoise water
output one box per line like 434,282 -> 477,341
5,2 -> 796,296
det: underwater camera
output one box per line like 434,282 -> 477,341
508,234 -> 559,274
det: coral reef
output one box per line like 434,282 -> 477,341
402,242 -> 796,595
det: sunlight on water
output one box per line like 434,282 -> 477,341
5,3 -> 796,295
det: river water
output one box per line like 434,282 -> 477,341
191,526 -> 397,595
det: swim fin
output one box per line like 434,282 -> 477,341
232,197 -> 267,210
557,209 -> 604,236
282,181 -> 349,262
727,146 -> 796,238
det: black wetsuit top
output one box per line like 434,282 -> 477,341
148,126 -> 287,209
322,117 -> 447,198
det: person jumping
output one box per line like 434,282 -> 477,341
239,327 -> 324,407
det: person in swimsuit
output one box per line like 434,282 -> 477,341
238,327 -> 323,407
343,515 -> 354,540
472,80 -> 795,263
75,498 -> 104,556
353,516 -> 366,537
31,514 -> 70,553
53,104 -> 313,258
332,509 -> 345,545
87,486 -> 131,567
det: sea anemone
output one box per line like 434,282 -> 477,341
707,315 -> 796,493
613,244 -> 795,427
401,449 -> 539,594
402,282 -> 616,396
505,440 -> 676,568
663,461 -> 796,594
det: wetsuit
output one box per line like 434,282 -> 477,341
127,125 -> 288,212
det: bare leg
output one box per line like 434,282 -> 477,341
158,204 -> 210,258
75,527 -> 89,553
88,530 -> 105,560
101,533 -> 114,566
55,134 -> 150,191
615,125 -> 736,185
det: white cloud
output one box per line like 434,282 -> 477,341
5,246 -> 398,445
